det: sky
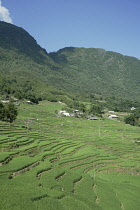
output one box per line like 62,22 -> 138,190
0,0 -> 140,59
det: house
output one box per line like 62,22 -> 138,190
73,109 -> 79,113
63,112 -> 71,117
131,107 -> 136,111
108,115 -> 118,119
1,100 -> 9,103
70,113 -> 75,117
58,110 -> 66,114
73,110 -> 83,115
58,110 -> 71,117
88,116 -> 100,120
26,100 -> 33,104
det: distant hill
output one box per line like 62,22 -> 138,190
0,21 -> 140,102
49,47 -> 140,101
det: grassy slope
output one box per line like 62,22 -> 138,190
0,101 -> 140,210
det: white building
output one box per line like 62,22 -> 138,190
108,115 -> 118,119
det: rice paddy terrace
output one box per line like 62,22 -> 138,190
0,101 -> 140,210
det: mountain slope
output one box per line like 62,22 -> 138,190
0,21 -> 140,102
49,47 -> 140,101
0,21 -> 51,64
0,21 -> 64,101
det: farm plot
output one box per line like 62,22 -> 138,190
0,101 -> 140,210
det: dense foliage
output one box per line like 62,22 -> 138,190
105,98 -> 140,112
89,103 -> 104,116
124,108 -> 140,126
0,21 -> 140,111
0,102 -> 18,123
50,47 -> 140,102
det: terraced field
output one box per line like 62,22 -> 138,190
0,101 -> 140,210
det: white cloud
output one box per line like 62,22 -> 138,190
0,0 -> 13,23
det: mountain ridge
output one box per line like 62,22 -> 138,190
0,21 -> 140,102
49,47 -> 140,101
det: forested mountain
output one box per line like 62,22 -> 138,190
0,21 -> 140,102
0,21 -> 64,102
50,47 -> 140,101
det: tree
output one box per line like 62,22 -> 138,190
79,103 -> 86,113
124,107 -> 140,126
89,104 -> 104,116
124,115 -> 136,126
0,102 -> 5,121
0,102 -> 18,123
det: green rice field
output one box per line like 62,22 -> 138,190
0,101 -> 140,210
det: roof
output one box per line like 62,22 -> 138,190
88,116 -> 100,120
108,115 -> 118,118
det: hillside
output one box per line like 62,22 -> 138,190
50,47 -> 140,101
0,21 -> 69,102
0,21 -> 140,102
0,101 -> 140,210
0,21 -> 50,64
0,21 -> 140,210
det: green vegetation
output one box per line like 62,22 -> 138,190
0,101 -> 140,210
105,98 -> 140,112
89,103 -> 104,116
0,21 -> 140,104
49,47 -> 140,102
0,21 -> 140,209
124,108 -> 140,126
0,102 -> 18,123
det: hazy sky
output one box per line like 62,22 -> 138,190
0,0 -> 140,59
